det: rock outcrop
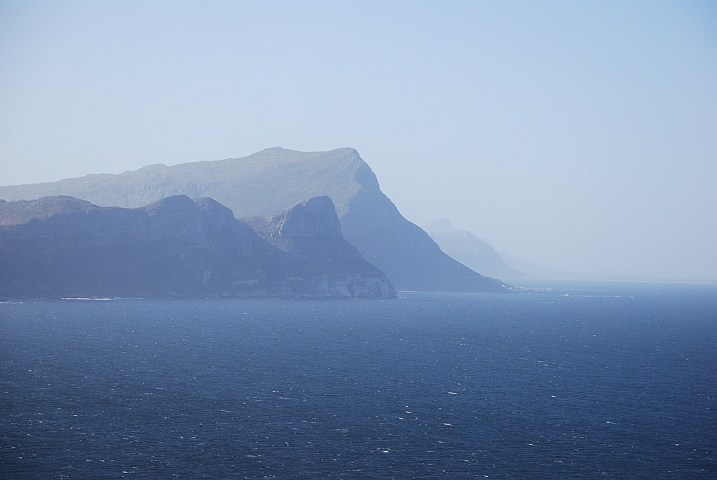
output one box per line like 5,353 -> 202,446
0,195 -> 395,299
243,197 -> 395,298
0,148 -> 507,292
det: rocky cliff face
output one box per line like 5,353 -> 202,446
243,197 -> 395,298
0,148 -> 507,292
0,195 -> 395,299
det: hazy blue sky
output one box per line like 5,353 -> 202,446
1,1 -> 716,280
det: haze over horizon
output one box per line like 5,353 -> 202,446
1,1 -> 716,281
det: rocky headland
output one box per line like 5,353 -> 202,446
0,148 -> 507,293
0,195 -> 395,299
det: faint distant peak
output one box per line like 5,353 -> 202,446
423,219 -> 456,233
137,164 -> 167,172
424,220 -> 494,247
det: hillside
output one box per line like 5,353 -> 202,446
0,195 -> 395,298
0,148 -> 507,292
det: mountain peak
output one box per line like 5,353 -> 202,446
423,219 -> 456,233
0,195 -> 98,226
242,196 -> 342,248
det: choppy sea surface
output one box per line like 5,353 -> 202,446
1,282 -> 716,479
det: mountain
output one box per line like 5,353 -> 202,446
423,219 -> 627,282
424,219 -> 526,280
241,196 -> 396,297
0,195 -> 395,299
495,251 -> 679,282
0,148 -> 507,292
495,251 -> 575,280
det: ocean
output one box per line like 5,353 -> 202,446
1,282 -> 715,479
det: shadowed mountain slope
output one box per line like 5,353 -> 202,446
0,195 -> 394,298
0,148 -> 506,292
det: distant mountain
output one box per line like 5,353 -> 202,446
424,219 -> 526,280
495,251 -> 692,283
0,148 -> 507,292
423,219 -> 637,282
0,195 -> 395,298
495,251 -> 575,280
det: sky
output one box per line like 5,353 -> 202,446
1,0 -> 716,281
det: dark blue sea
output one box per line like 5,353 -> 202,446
1,282 -> 716,479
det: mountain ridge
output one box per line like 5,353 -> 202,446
0,194 -> 396,299
0,148 -> 507,293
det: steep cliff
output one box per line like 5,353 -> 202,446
0,195 -> 395,299
243,197 -> 395,298
0,148 -> 507,292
